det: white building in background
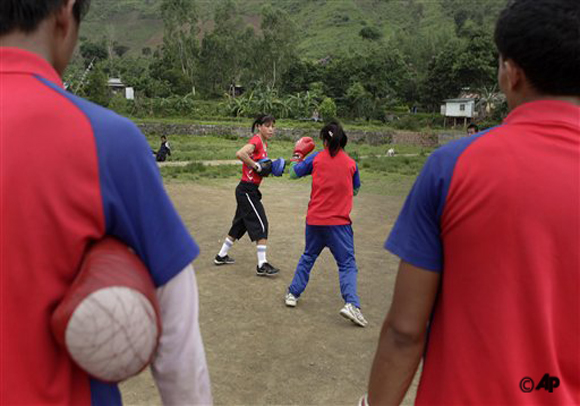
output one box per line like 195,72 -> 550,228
107,78 -> 134,100
125,87 -> 135,100
441,97 -> 477,128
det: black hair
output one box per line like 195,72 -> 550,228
251,114 -> 276,134
467,123 -> 479,132
0,0 -> 91,36
320,121 -> 347,157
494,0 -> 580,96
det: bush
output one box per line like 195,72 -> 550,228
318,97 -> 337,122
108,94 -> 130,115
477,119 -> 502,131
387,112 -> 446,130
359,26 -> 383,41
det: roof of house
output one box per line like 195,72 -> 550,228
107,78 -> 125,87
443,98 -> 476,103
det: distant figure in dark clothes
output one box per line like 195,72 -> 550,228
156,136 -> 171,162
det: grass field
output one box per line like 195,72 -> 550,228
147,132 -> 431,190
135,115 -> 464,134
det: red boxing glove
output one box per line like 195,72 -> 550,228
51,237 -> 161,383
291,137 -> 315,162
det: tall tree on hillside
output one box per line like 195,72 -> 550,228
453,22 -> 497,89
323,45 -> 413,113
82,64 -> 111,107
280,58 -> 324,95
421,40 -> 463,110
159,0 -> 199,93
257,5 -> 297,88
79,39 -> 108,67
440,0 -> 508,34
198,0 -> 254,97
420,24 -> 497,112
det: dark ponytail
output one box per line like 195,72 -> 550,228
320,121 -> 347,157
252,114 -> 276,133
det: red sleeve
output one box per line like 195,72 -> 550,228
248,136 -> 263,160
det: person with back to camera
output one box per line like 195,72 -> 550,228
214,114 -> 281,276
0,0 -> 212,404
362,0 -> 579,404
284,122 -> 368,327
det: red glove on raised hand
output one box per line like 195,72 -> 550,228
291,137 -> 315,162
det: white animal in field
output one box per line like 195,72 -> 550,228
387,148 -> 395,157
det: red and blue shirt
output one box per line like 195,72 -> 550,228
241,135 -> 267,186
293,148 -> 360,225
0,48 -> 199,405
386,100 -> 580,404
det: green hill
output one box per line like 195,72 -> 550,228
81,0 -> 506,59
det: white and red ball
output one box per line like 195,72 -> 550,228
51,237 -> 161,383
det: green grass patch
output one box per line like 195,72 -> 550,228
159,163 -> 240,181
358,170 -> 417,196
134,116 -> 444,133
147,131 -> 433,163
359,155 -> 428,177
152,130 -> 428,196
147,134 -> 297,161
349,143 -> 433,158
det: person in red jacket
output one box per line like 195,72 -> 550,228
285,122 -> 367,327
214,114 -> 280,276
364,0 -> 580,404
0,0 -> 211,404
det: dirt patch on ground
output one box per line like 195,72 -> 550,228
120,179 -> 420,405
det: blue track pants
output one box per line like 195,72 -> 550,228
288,224 -> 360,308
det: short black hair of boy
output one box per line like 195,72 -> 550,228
494,0 -> 580,96
467,123 -> 479,132
0,0 -> 91,36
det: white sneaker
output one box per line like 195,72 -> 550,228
340,303 -> 368,327
285,291 -> 297,307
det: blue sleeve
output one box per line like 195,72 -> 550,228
385,153 -> 446,272
97,119 -> 199,287
353,164 -> 361,190
384,132 -> 489,272
52,85 -> 198,287
293,152 -> 318,178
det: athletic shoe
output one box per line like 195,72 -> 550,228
256,262 -> 279,277
339,303 -> 368,327
285,291 -> 297,307
214,254 -> 235,265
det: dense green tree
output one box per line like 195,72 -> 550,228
157,0 -> 199,94
420,25 -> 497,111
83,65 -> 111,107
359,26 -> 383,41
440,0 -> 507,34
280,59 -> 324,95
113,44 -> 130,57
323,46 -> 412,114
453,23 -> 497,89
256,5 -> 298,88
198,0 -> 254,97
420,40 -> 463,110
318,97 -> 337,122
346,82 -> 373,119
79,39 -> 108,66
